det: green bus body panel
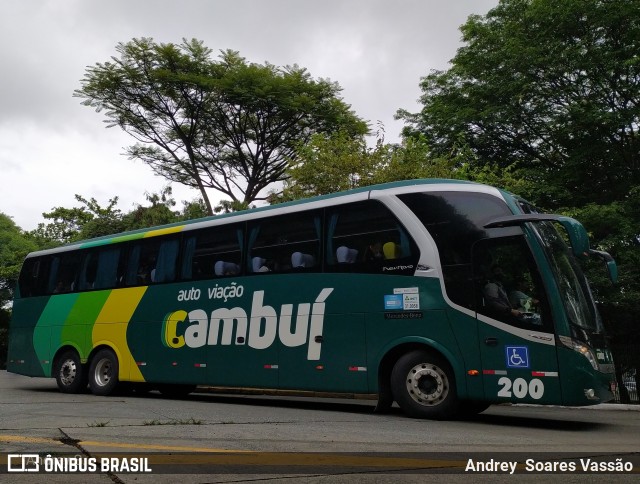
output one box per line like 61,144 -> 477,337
477,323 -> 562,405
7,265 -> 611,406
7,297 -> 50,376
35,292 -> 80,367
8,292 -> 112,376
10,272 -> 473,395
60,290 -> 112,365
125,274 -> 453,393
557,348 -> 613,405
446,310 -> 485,401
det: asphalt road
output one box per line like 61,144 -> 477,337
0,370 -> 638,483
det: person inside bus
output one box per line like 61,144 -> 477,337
483,265 -> 543,326
509,277 -> 539,313
53,280 -> 67,294
483,264 -> 523,320
364,242 -> 384,262
137,257 -> 155,284
362,241 -> 386,272
509,277 -> 542,325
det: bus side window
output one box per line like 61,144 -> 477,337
326,200 -> 417,274
78,251 -> 98,291
18,257 -> 48,297
181,224 -> 243,280
48,253 -> 82,294
472,237 -> 551,331
398,191 -> 515,311
126,238 -> 179,286
78,248 -> 123,291
154,239 -> 179,283
247,211 -> 321,274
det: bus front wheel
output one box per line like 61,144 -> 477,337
54,350 -> 87,394
88,349 -> 119,396
391,350 -> 459,420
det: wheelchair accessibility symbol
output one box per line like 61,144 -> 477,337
505,346 -> 530,368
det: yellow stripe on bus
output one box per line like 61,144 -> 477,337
93,287 -> 148,382
143,225 -> 185,238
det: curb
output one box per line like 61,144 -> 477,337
195,386 -> 640,409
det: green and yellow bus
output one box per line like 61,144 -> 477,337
7,179 -> 617,419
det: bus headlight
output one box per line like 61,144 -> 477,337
559,336 -> 599,371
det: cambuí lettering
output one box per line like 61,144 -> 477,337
162,288 -> 334,360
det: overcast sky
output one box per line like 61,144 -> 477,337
0,0 -> 498,231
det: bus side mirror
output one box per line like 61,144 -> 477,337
555,217 -> 590,257
557,219 -> 618,285
589,249 -> 618,285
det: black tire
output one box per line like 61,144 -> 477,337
157,384 -> 197,398
457,400 -> 491,419
88,348 -> 119,396
53,350 -> 87,394
391,350 -> 459,420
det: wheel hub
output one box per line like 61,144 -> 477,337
94,358 -> 113,387
59,360 -> 77,386
405,363 -> 449,406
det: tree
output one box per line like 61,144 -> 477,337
275,130 -> 466,202
75,38 -> 368,214
179,198 -> 210,220
0,214 -> 38,307
567,190 -> 640,397
0,214 -> 40,369
398,0 -> 640,209
32,195 -> 125,244
32,188 -> 211,247
277,131 -> 378,201
123,186 -> 179,230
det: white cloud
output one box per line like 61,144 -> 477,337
0,121 -> 201,230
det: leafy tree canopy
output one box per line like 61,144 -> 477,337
32,195 -> 125,244
276,131 -> 464,202
0,213 -> 39,308
32,188 -> 208,245
75,38 -> 368,213
398,0 -> 640,209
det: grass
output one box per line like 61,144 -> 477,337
87,421 -> 110,427
143,417 -> 202,426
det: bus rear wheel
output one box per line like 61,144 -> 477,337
88,349 -> 119,396
54,350 -> 87,394
391,350 -> 459,420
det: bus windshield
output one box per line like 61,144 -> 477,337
534,221 -> 601,333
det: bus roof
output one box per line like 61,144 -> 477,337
26,178 -> 500,257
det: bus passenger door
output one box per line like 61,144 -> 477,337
473,237 -> 562,405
